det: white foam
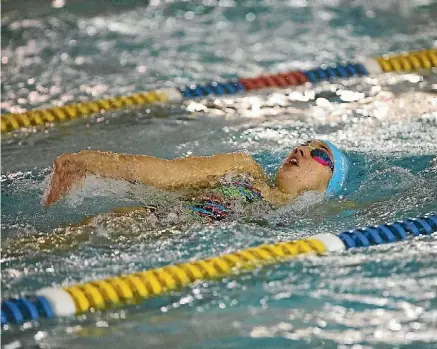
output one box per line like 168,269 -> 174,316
65,176 -> 136,206
260,191 -> 325,226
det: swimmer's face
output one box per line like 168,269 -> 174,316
275,140 -> 333,195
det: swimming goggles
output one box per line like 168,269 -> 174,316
295,141 -> 334,172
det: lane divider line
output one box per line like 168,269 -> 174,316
2,214 -> 436,326
1,48 -> 435,134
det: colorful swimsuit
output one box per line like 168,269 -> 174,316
189,177 -> 264,221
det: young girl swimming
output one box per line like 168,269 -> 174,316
3,140 -> 350,257
43,140 -> 350,223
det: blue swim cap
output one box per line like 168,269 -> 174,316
321,140 -> 350,197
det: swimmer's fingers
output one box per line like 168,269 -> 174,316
42,162 -> 62,207
43,155 -> 86,206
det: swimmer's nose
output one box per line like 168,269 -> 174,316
293,146 -> 309,158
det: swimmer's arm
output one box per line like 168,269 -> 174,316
43,150 -> 268,206
76,150 -> 267,186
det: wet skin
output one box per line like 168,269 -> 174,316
275,140 -> 333,195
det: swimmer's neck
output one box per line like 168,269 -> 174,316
254,180 -> 301,207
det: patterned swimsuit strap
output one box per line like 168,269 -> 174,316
232,179 -> 263,202
191,179 -> 263,220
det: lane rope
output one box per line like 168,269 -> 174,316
2,213 -> 435,326
1,48 -> 435,133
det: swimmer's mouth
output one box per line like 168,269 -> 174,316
286,156 -> 299,166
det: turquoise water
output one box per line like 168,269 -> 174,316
2,0 -> 437,348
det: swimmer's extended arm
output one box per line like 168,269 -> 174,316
43,150 -> 268,206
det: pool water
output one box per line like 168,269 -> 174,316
1,0 -> 437,348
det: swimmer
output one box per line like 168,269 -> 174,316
43,140 -> 350,222
3,140 -> 350,258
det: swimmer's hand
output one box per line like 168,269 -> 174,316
43,154 -> 86,206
